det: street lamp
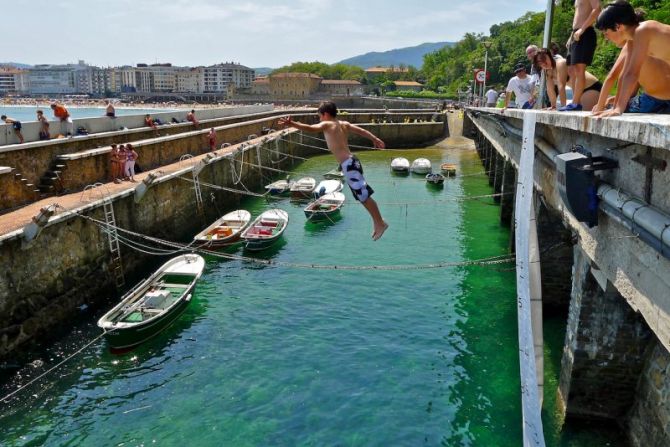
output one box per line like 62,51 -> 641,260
482,40 -> 493,104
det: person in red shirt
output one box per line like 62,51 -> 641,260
50,103 -> 74,136
186,109 -> 199,128
208,128 -> 216,151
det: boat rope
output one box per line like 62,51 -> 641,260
0,330 -> 109,404
67,210 -> 515,270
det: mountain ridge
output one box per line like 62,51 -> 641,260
338,41 -> 454,69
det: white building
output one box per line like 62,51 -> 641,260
28,61 -> 91,94
175,67 -> 204,93
203,63 -> 254,93
0,68 -> 29,94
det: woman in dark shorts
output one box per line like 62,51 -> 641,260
534,48 -> 602,111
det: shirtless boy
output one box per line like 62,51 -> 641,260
278,101 -> 388,241
593,1 -> 670,116
562,0 -> 601,111
1,115 -> 24,144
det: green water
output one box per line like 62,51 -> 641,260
0,144 -> 624,446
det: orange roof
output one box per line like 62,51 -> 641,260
270,72 -> 322,79
252,78 -> 269,84
365,66 -> 409,73
320,80 -> 361,85
394,81 -> 423,86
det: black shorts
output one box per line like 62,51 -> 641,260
341,155 -> 374,203
584,80 -> 603,93
567,27 -> 597,66
12,121 -> 22,131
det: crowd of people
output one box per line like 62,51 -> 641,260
109,143 -> 139,184
486,1 -> 670,117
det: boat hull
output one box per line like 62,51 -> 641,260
103,289 -> 194,350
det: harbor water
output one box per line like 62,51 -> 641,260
0,142 -> 624,446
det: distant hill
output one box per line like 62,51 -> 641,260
253,67 -> 274,76
0,62 -> 32,69
338,42 -> 455,69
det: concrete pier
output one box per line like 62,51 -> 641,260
465,108 -> 670,445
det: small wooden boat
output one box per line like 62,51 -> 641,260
426,173 -> 445,186
411,158 -> 432,174
391,157 -> 410,174
304,192 -> 345,220
241,209 -> 289,251
313,179 -> 343,198
97,254 -> 205,350
193,209 -> 251,248
323,168 -> 344,180
265,176 -> 292,196
290,177 -> 316,200
440,163 -> 457,177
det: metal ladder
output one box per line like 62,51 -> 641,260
192,170 -> 203,214
103,198 -> 125,289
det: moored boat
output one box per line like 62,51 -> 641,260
440,163 -> 457,177
97,254 -> 206,350
265,176 -> 292,196
304,192 -> 345,220
313,179 -> 343,198
323,168 -> 344,180
290,177 -> 316,200
426,173 -> 445,186
390,157 -> 410,174
193,209 -> 251,248
411,158 -> 432,174
240,209 -> 289,251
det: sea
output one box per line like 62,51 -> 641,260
0,142 -> 625,446
0,106 -> 176,123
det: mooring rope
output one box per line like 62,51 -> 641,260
0,331 -> 109,404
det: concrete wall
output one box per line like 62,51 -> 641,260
0,105 -> 273,146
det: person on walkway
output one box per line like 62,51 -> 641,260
534,48 -> 603,110
51,103 -> 74,136
485,87 -> 498,107
36,110 -> 50,140
208,128 -> 217,151
186,109 -> 199,128
503,64 -> 536,110
593,1 -> 670,116
118,144 -> 128,180
562,0 -> 601,111
144,114 -> 157,130
124,143 -> 138,182
105,101 -> 116,118
109,144 -> 122,184
278,101 -> 389,241
1,115 -> 24,144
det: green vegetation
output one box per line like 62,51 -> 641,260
386,90 -> 456,100
271,62 -> 367,82
421,0 -> 670,96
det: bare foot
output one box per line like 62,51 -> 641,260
372,221 -> 389,241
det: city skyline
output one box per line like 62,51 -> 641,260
5,0 -> 547,68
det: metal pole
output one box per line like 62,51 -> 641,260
483,48 -> 489,105
537,0 -> 556,109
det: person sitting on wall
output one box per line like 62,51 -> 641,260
592,1 -> 670,116
503,64 -> 536,110
1,115 -> 24,144
533,48 -> 603,110
144,114 -> 157,129
37,109 -> 50,140
105,101 -> 116,118
186,109 -> 199,128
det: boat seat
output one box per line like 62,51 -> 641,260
143,290 -> 172,309
260,220 -> 278,227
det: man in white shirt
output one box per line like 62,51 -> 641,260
504,64 -> 536,110
485,87 -> 498,107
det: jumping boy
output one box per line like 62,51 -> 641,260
278,101 -> 389,240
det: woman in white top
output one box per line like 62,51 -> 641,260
533,48 -> 603,111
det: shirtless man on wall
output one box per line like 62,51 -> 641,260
593,1 -> 670,116
562,0 -> 601,111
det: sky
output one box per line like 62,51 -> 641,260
4,0 -> 547,68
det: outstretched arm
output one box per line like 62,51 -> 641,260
278,115 -> 327,133
606,31 -> 649,117
343,122 -> 385,149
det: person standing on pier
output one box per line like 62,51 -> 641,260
208,128 -> 217,151
37,110 -> 50,140
561,0 -> 601,111
593,1 -> 670,116
186,110 -> 199,129
503,64 -> 536,110
278,101 -> 389,241
1,115 -> 24,144
51,103 -> 74,136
